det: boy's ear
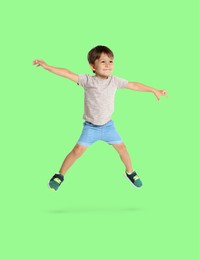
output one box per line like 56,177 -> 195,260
89,63 -> 95,72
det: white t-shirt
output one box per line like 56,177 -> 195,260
77,74 -> 128,125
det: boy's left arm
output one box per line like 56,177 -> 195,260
125,82 -> 167,101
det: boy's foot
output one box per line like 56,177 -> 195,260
124,170 -> 143,188
48,173 -> 64,191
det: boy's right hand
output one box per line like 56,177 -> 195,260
32,59 -> 49,69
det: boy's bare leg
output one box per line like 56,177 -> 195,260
59,144 -> 88,175
111,143 -> 133,173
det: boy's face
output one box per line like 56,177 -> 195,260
90,53 -> 114,79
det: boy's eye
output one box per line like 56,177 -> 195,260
100,60 -> 113,64
101,60 -> 113,63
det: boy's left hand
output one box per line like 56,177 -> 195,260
153,89 -> 167,101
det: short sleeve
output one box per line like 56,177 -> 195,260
113,76 -> 128,89
77,74 -> 88,88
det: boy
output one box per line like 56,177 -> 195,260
33,45 -> 167,191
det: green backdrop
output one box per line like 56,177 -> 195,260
1,0 -> 198,259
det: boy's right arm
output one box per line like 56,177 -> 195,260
32,59 -> 78,83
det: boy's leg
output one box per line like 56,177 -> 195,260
48,144 -> 88,191
111,143 -> 133,173
111,142 -> 142,188
59,144 -> 88,175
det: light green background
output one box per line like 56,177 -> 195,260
1,0 -> 198,259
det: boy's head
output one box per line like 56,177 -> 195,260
87,46 -> 114,78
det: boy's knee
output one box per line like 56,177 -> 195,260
118,143 -> 127,153
113,143 -> 128,155
72,144 -> 87,158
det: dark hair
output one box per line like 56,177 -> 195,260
87,45 -> 114,65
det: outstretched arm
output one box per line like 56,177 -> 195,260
125,82 -> 167,101
32,59 -> 78,83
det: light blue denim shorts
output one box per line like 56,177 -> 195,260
77,120 -> 123,147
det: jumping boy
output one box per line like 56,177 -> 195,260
33,45 -> 167,191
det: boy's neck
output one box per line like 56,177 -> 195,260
95,74 -> 109,80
